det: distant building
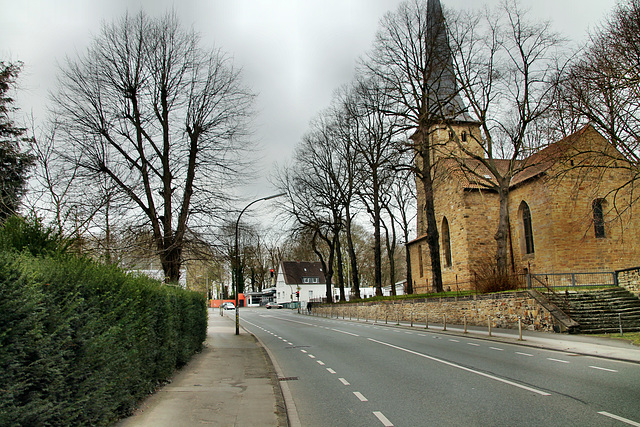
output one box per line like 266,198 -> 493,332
275,261 -> 327,304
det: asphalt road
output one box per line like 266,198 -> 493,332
237,308 -> 640,427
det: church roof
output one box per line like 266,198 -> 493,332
425,0 -> 475,123
443,124 -> 605,190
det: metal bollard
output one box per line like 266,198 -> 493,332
443,313 -> 447,331
425,311 -> 429,329
464,314 -> 467,334
488,316 -> 492,337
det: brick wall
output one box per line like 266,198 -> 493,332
314,292 -> 560,332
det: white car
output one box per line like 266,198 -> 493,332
222,302 -> 235,310
265,302 -> 283,309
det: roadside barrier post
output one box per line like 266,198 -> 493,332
443,313 -> 447,331
488,316 -> 492,337
619,313 -> 624,336
464,314 -> 467,334
518,316 -> 523,341
425,311 -> 429,329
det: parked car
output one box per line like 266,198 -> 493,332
222,302 -> 235,310
265,302 -> 283,309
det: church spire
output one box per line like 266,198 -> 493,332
425,0 -> 472,123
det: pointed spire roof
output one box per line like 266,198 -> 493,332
425,0 -> 474,123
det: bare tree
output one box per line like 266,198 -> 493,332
343,77 -> 403,296
274,120 -> 346,302
51,11 -> 254,282
363,0 -> 472,292
448,0 -> 564,274
552,0 -> 640,209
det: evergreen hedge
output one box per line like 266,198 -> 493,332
0,217 -> 207,426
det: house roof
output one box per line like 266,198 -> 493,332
280,261 -> 326,285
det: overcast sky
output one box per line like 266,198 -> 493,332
1,0 -> 618,199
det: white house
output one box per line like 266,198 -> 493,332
275,261 -> 328,304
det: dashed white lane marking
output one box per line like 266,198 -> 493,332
317,360 -> 325,366
468,343 -> 480,347
300,349 -> 307,354
327,368 -> 336,374
368,338 -> 550,396
353,392 -> 368,402
308,354 -> 316,359
516,352 -> 534,357
339,378 -> 350,386
547,358 -> 569,364
589,366 -> 618,373
449,339 -> 460,342
374,411 -> 394,427
490,347 -> 504,351
598,411 -> 640,426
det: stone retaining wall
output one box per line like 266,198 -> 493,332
617,267 -> 640,297
312,291 -> 560,332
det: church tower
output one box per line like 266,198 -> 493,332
424,0 -> 482,159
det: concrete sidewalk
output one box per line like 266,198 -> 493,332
117,309 -> 287,427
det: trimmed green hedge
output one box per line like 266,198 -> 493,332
0,220 -> 207,426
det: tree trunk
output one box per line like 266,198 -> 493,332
419,131 -> 443,293
495,181 -> 510,276
160,240 -> 182,283
373,178 -> 383,296
344,208 -> 361,299
335,230 -> 346,302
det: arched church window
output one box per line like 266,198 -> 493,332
520,202 -> 535,255
593,199 -> 606,238
442,217 -> 452,268
461,131 -> 467,142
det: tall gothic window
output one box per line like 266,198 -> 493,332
593,199 -> 606,238
442,217 -> 452,268
520,202 -> 535,255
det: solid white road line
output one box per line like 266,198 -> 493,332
373,411 -> 394,427
589,366 -> 618,372
331,328 -> 360,337
368,338 -> 551,396
598,411 -> 640,426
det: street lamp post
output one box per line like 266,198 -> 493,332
235,192 -> 285,335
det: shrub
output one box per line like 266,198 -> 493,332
0,250 -> 207,426
471,258 -> 524,293
0,214 -> 66,256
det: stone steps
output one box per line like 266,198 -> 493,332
548,288 -> 640,334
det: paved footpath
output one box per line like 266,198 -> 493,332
117,308 -> 288,427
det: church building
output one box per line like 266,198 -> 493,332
406,0 -> 640,293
